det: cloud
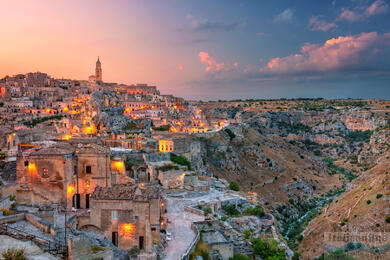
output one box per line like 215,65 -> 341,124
273,9 -> 294,23
178,64 -> 184,71
365,0 -> 388,16
309,16 -> 337,32
338,0 -> 388,22
260,32 -> 390,75
256,32 -> 265,37
187,15 -> 246,32
198,52 -> 237,73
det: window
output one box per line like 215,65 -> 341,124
112,210 -> 118,220
24,161 -> 29,167
86,165 -> 92,174
151,227 -> 156,231
42,168 -> 49,178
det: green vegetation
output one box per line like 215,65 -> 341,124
323,158 -> 357,181
1,248 -> 26,260
23,115 -> 64,127
128,246 -> 140,257
0,208 -> 12,216
229,254 -> 250,260
0,102 -> 3,107
278,186 -> 345,250
189,234 -> 210,260
9,195 -> 15,201
366,200 -> 371,204
244,205 -> 265,217
250,238 -> 286,260
344,130 -> 373,143
243,229 -> 251,239
152,124 -> 170,131
376,194 -> 383,199
170,153 -> 191,170
385,216 -> 390,223
277,121 -> 311,134
123,122 -> 144,131
229,181 -> 239,191
156,163 -> 179,172
317,250 -> 354,260
222,204 -> 240,216
224,128 -> 236,140
203,207 -> 212,216
91,245 -> 105,254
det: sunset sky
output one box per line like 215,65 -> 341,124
1,0 -> 390,100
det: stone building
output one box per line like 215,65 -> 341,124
72,144 -> 111,209
95,57 -> 102,82
15,143 -> 111,210
78,183 -> 162,253
16,143 -> 75,208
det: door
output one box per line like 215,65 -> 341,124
85,194 -> 90,209
139,236 -> 144,250
112,232 -> 118,246
72,194 -> 80,209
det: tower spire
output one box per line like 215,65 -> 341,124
95,56 -> 102,81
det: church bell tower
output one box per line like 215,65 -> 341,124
95,57 -> 102,82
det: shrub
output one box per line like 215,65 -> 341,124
9,195 -> 15,201
2,248 -> 26,260
386,216 -> 390,224
229,182 -> 239,191
203,207 -> 212,216
170,153 -> 191,170
229,254 -> 250,260
128,246 -> 140,256
222,204 -> 240,216
152,125 -> 170,131
91,245 -> 105,254
224,128 -> 236,140
250,238 -> 285,259
243,229 -> 251,239
245,205 -> 265,217
366,200 -> 371,205
0,208 -> 12,216
376,194 -> 383,199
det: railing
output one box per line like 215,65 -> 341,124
0,222 -> 66,256
180,223 -> 200,260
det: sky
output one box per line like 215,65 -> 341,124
0,0 -> 389,100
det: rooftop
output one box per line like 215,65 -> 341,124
91,183 -> 160,201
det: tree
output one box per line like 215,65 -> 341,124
229,181 -> 239,191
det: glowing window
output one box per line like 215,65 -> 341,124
42,168 -> 49,178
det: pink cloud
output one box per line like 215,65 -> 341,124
198,52 -> 232,73
309,16 -> 337,31
178,64 -> 184,71
338,0 -> 388,22
365,0 -> 388,16
260,32 -> 390,74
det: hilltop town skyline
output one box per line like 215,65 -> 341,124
1,0 -> 390,100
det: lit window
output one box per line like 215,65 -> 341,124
42,168 -> 49,178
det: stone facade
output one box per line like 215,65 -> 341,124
80,183 -> 162,253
